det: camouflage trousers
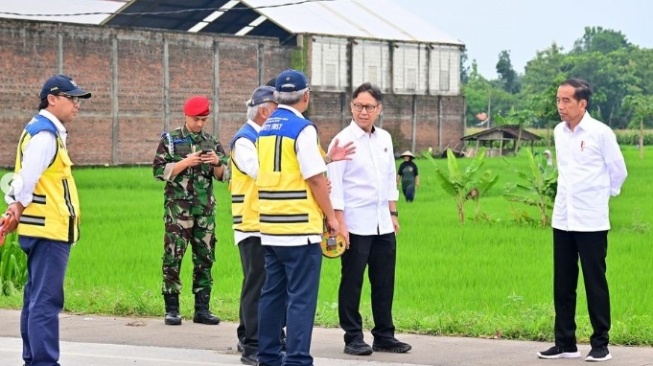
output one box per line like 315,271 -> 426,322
161,206 -> 216,295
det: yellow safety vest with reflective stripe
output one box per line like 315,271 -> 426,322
256,109 -> 323,236
229,123 -> 259,234
14,115 -> 81,243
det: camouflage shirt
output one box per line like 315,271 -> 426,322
153,125 -> 227,215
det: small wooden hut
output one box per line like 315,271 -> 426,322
461,125 -> 542,157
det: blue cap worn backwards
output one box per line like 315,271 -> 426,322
274,69 -> 308,93
39,74 -> 92,100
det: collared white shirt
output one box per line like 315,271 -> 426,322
260,105 -> 327,246
232,119 -> 261,245
552,112 -> 627,232
327,120 -> 399,236
5,110 -> 67,207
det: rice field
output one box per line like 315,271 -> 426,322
1,146 -> 652,345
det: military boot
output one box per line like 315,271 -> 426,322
163,293 -> 182,326
193,289 -> 220,325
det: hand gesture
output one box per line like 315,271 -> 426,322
328,138 -> 356,162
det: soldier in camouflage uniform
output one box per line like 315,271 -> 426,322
152,96 -> 228,326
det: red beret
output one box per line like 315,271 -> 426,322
184,96 -> 211,116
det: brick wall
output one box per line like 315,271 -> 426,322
0,18 -> 464,168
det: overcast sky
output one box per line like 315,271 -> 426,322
400,0 -> 653,79
1,0 -> 651,80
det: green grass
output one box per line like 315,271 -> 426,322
1,146 -> 652,345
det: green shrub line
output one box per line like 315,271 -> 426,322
1,146 -> 652,346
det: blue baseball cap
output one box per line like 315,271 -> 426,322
275,69 -> 308,92
39,74 -> 91,100
247,86 -> 276,107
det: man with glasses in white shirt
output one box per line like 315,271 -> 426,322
537,78 -> 627,362
327,82 -> 411,356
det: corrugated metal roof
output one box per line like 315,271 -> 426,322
243,0 -> 463,45
0,0 -> 126,24
0,0 -> 463,46
101,0 -> 462,46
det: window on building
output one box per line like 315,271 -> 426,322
352,40 -> 390,90
368,65 -> 378,85
325,64 -> 337,87
311,36 -> 347,90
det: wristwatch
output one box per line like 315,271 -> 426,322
324,154 -> 333,164
390,211 -> 398,217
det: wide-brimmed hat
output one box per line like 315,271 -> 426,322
400,150 -> 415,158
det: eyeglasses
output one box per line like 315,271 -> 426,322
352,103 -> 378,113
57,94 -> 81,105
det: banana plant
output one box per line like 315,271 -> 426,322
503,149 -> 557,227
425,148 -> 497,224
0,233 -> 27,296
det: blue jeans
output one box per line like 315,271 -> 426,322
19,236 -> 71,366
257,243 -> 322,366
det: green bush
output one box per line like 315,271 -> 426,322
0,234 -> 27,296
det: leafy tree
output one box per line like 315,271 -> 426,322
572,26 -> 631,54
630,48 -> 653,95
464,26 -> 653,144
463,67 -> 519,128
521,43 -> 567,98
622,94 -> 653,158
496,50 -> 520,94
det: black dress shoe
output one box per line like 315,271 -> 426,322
237,340 -> 244,353
372,338 -> 412,353
344,340 -> 373,355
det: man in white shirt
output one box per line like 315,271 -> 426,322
327,82 -> 411,356
537,78 -> 627,362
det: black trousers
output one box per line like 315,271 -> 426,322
237,236 -> 266,349
553,229 -> 610,348
338,232 -> 396,344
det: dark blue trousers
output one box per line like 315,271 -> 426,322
19,236 -> 71,366
257,243 -> 322,366
553,229 -> 610,349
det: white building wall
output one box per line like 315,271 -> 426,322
310,36 -> 461,95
